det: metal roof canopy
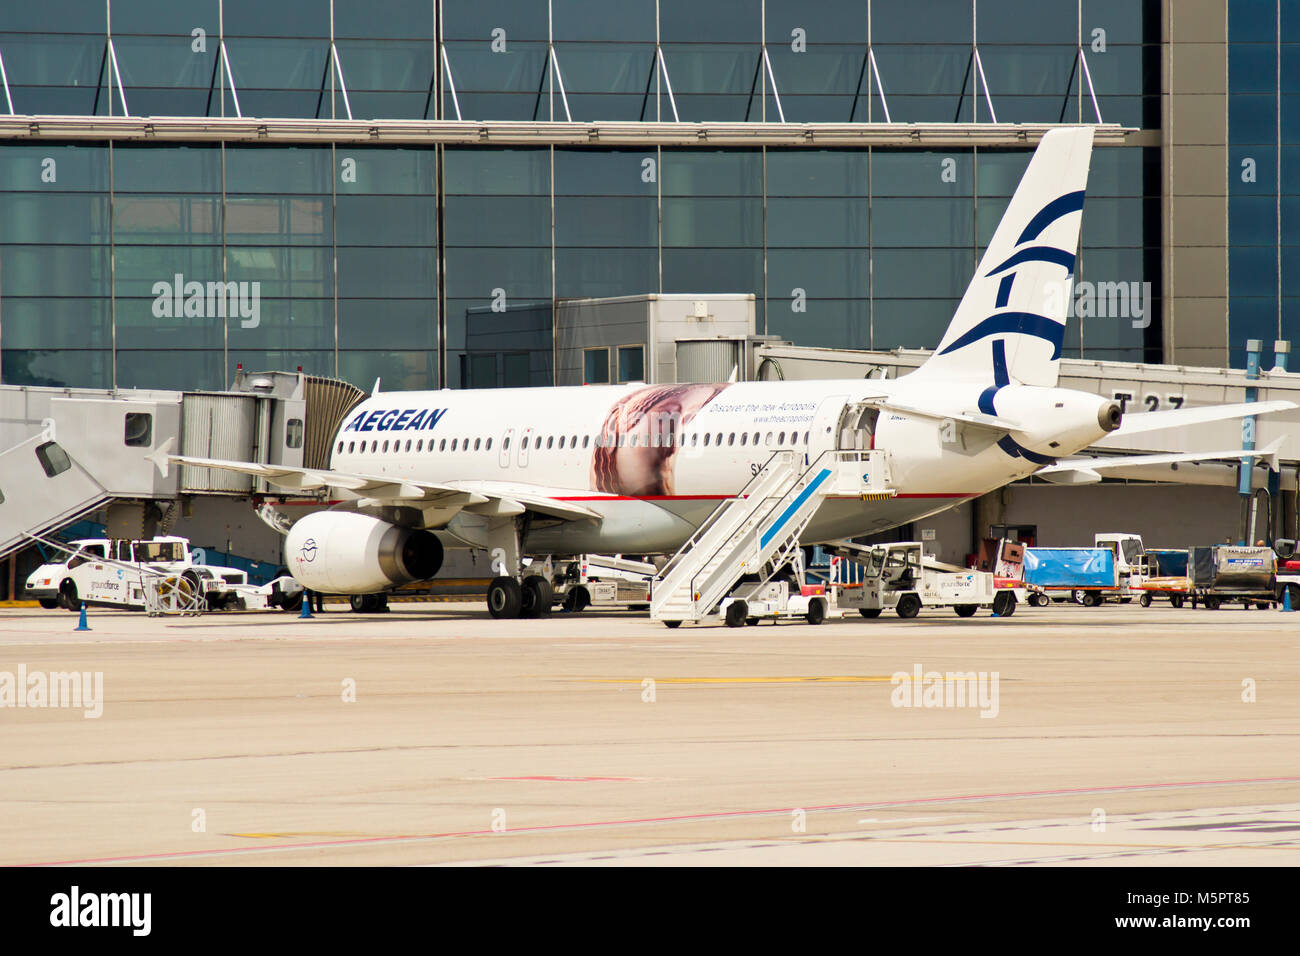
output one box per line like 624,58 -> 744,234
0,116 -> 1137,147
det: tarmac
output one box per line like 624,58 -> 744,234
0,599 -> 1297,866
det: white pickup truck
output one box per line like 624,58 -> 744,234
25,535 -> 301,613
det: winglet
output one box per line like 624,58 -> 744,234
147,436 -> 176,478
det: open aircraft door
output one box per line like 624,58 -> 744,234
836,402 -> 881,452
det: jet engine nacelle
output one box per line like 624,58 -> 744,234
284,511 -> 443,594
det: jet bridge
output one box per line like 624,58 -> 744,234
0,371 -> 362,562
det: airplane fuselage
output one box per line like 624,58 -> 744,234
327,377 -> 1118,555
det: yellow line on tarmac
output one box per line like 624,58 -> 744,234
230,831 -> 377,839
579,676 -> 902,684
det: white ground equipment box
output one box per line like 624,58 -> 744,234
831,541 -> 1020,619
717,578 -> 834,627
551,555 -> 654,612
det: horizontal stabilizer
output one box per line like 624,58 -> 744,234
1038,439 -> 1286,483
1113,400 -> 1296,436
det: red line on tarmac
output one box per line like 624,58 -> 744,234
21,774 -> 1300,867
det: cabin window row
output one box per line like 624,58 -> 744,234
336,430 -> 812,456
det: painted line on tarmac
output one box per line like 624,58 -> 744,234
575,676 -> 1021,684
579,676 -> 900,684
22,773 -> 1300,866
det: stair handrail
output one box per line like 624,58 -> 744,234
687,448 -> 841,611
653,449 -> 794,589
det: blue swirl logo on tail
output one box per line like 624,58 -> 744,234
937,191 -> 1084,361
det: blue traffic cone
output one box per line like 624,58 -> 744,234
1283,588 -> 1295,613
299,593 -> 313,619
74,602 -> 91,631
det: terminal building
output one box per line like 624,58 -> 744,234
0,1 -> 1296,587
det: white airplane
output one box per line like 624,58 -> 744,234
155,127 -> 1293,619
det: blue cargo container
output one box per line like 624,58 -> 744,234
1023,548 -> 1117,589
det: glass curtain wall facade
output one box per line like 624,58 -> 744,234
1228,0 -> 1298,368
0,1 -> 1159,393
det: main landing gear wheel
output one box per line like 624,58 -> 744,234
1170,594 -> 1185,608
954,604 -> 978,618
992,591 -> 1017,617
487,577 -> 523,618
859,608 -> 882,619
520,575 -> 553,618
895,594 -> 921,619
725,600 -> 748,628
349,593 -> 387,613
663,620 -> 682,629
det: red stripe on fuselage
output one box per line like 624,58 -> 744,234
553,493 -> 976,502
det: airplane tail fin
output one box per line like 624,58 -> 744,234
913,126 -> 1094,388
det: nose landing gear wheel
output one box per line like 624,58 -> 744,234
487,576 -> 523,619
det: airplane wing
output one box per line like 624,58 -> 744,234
1037,439 -> 1283,485
1112,400 -> 1296,436
151,440 -> 600,523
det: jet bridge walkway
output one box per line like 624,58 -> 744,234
0,371 -> 361,562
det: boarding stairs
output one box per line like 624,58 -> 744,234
650,449 -> 896,622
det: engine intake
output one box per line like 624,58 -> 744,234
285,511 -> 443,594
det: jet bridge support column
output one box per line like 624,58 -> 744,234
1268,342 -> 1289,543
1238,340 -> 1261,545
